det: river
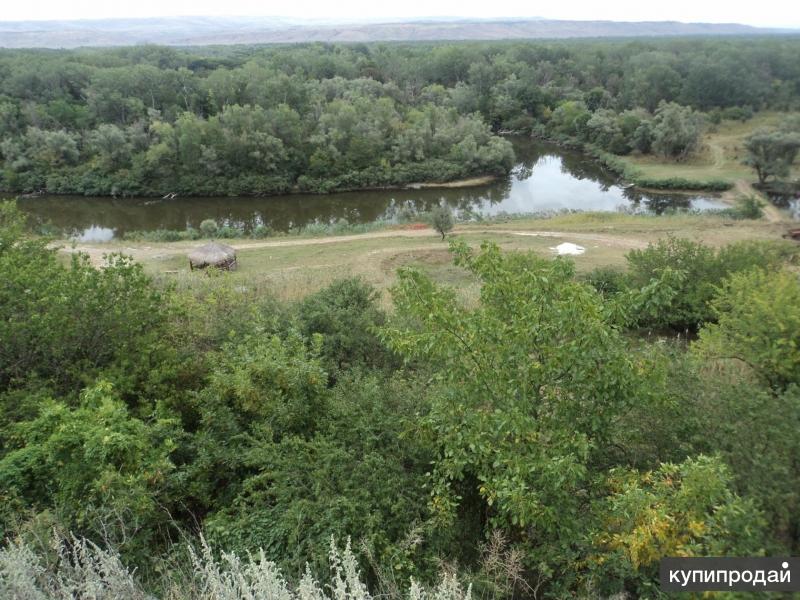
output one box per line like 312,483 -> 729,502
17,138 -> 727,242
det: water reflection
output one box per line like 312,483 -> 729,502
17,138 -> 727,242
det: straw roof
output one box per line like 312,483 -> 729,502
188,242 -> 236,268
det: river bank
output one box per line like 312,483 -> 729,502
17,139 -> 728,242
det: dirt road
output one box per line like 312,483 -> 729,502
57,226 -> 649,266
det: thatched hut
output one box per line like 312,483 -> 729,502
188,242 -> 237,271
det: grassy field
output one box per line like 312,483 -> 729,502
61,211 -> 792,308
619,112 -> 800,185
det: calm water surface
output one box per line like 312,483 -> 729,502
18,139 -> 727,242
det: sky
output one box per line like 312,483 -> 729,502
1,0 -> 799,29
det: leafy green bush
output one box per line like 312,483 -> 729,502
199,218 -> 219,237
694,268 -> 800,389
592,455 -> 764,596
296,278 -> 395,374
626,237 -> 719,330
0,203 -> 179,400
721,105 -> 754,121
0,381 -> 178,561
381,241 -> 660,594
582,265 -> 630,297
721,194 -> 765,219
205,374 -> 435,578
123,228 -> 201,242
631,176 -> 732,191
251,224 -> 274,238
625,237 -> 794,330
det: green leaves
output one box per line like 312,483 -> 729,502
382,241 -> 648,563
0,381 -> 179,556
694,268 -> 800,390
594,455 -> 764,589
623,236 -> 795,331
0,203 -> 179,403
744,127 -> 800,184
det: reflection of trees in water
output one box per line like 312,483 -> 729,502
559,150 -> 617,192
622,188 -> 694,214
21,139 -> 721,237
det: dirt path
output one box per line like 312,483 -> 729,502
57,226 -> 649,266
721,179 -> 785,223
700,140 -> 784,223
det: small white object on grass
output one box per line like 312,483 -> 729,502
550,242 -> 586,256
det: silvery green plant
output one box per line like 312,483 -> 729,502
2,533 -> 472,600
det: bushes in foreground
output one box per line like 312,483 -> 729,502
3,201 -> 800,597
0,533 -> 472,600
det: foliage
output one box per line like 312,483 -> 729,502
722,194 -> 765,219
204,374 -> 436,578
650,102 -> 704,160
199,218 -> 219,237
0,202 -> 181,403
296,278 -> 394,374
0,175 -> 800,600
693,268 -> 800,390
591,456 -> 764,596
1,533 -> 473,600
624,237 -> 793,330
2,38 -> 797,196
0,381 -> 178,558
744,128 -> 800,184
687,376 -> 800,550
628,177 -> 731,191
429,205 -> 455,240
0,533 -> 146,600
381,241 -> 656,592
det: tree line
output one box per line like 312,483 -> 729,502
0,37 -> 799,196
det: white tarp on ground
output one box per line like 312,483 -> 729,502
550,242 -> 586,255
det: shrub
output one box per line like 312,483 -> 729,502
296,278 -> 394,373
0,203 -> 178,399
725,194 -> 764,220
626,237 -> 719,330
1,533 -> 473,600
0,534 -> 146,600
199,218 -> 219,237
251,224 -> 274,239
429,205 -> 455,240
582,265 -> 630,297
216,225 -> 245,238
625,237 -> 794,331
593,455 -> 764,596
630,177 -> 732,191
721,105 -> 754,121
694,268 -> 800,389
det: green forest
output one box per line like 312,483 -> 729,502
0,37 -> 799,196
2,35 -> 800,599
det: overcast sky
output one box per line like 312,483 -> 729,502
1,0 -> 799,28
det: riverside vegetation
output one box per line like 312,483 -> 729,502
2,199 -> 800,598
0,37 -> 800,198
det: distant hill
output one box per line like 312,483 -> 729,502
0,16 -> 796,49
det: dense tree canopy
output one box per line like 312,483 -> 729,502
0,37 -> 798,195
